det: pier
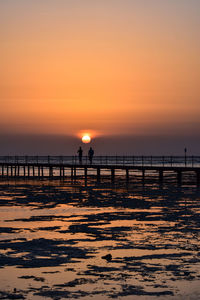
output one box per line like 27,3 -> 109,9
0,155 -> 200,185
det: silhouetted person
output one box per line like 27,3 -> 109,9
88,147 -> 94,164
77,146 -> 83,164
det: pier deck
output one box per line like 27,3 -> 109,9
0,155 -> 200,185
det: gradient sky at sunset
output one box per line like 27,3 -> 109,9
0,0 -> 200,154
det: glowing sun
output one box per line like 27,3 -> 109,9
82,135 -> 91,143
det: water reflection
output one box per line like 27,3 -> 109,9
0,177 -> 200,299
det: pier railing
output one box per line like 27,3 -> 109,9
0,156 -> 200,167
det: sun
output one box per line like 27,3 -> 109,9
82,135 -> 91,144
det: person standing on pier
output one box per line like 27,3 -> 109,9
77,146 -> 83,164
88,147 -> 94,164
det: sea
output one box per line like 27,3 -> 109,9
0,170 -> 200,300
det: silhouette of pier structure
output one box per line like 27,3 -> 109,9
0,155 -> 200,185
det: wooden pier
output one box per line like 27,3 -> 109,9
0,155 -> 200,185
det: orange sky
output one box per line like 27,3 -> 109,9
0,0 -> 200,138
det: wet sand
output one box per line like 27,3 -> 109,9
0,176 -> 200,299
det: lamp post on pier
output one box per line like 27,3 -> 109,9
184,148 -> 187,166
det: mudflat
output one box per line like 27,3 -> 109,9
0,177 -> 200,300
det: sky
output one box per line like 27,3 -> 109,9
0,0 -> 200,154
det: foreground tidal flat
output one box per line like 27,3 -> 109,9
0,175 -> 200,300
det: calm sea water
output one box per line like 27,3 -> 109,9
0,174 -> 200,300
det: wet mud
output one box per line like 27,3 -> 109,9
0,177 -> 200,299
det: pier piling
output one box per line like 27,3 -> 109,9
97,167 -> 101,182
85,167 -> 87,181
142,170 -> 145,183
177,171 -> 182,185
126,168 -> 129,182
111,168 -> 115,183
74,167 -> 76,179
33,166 -> 35,177
159,170 -> 163,184
71,167 -> 73,179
